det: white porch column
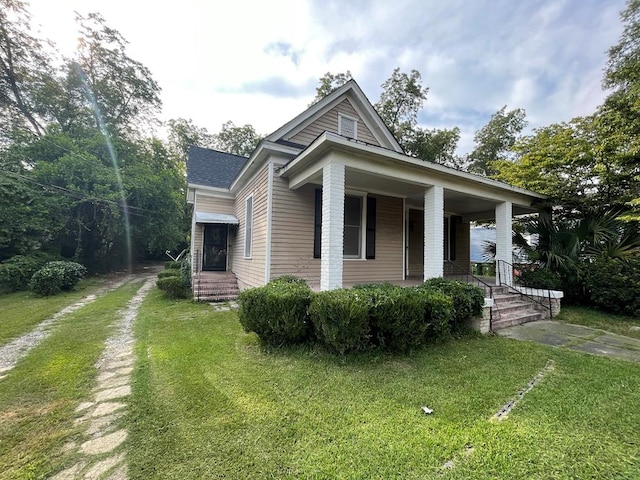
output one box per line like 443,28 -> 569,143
495,201 -> 513,286
424,185 -> 444,280
320,162 -> 345,291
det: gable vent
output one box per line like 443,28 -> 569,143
339,114 -> 357,139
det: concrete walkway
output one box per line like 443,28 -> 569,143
497,320 -> 640,363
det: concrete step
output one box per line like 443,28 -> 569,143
198,294 -> 239,302
491,311 -> 542,330
493,293 -> 523,304
494,301 -> 536,315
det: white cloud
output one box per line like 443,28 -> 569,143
26,0 -> 627,153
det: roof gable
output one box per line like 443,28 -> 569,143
187,146 -> 248,189
265,80 -> 403,153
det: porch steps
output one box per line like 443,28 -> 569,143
193,272 -> 239,302
491,291 -> 542,330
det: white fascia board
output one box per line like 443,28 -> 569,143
188,183 -> 235,200
230,141 -> 300,193
281,132 -> 546,205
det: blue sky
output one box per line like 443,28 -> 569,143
28,0 -> 626,154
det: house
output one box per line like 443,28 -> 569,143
186,80 -> 547,298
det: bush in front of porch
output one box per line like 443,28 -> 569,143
238,277 -> 485,353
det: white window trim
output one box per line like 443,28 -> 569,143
244,194 -> 253,259
338,113 -> 358,140
344,191 -> 366,260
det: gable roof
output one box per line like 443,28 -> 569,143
187,146 -> 248,189
264,79 -> 403,153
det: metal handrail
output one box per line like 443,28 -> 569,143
444,260 -> 495,331
496,259 -> 553,319
194,249 -> 201,301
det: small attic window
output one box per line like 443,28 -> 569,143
338,113 -> 358,139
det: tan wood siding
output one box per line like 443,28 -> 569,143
270,182 -> 404,286
270,179 -> 321,284
196,195 -> 235,214
288,99 -> 381,147
231,164 -> 269,289
191,194 -> 235,274
454,216 -> 471,270
343,195 -> 404,284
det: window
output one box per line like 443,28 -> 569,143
244,195 -> 253,257
313,190 -> 376,260
338,113 -> 357,139
344,195 -> 362,258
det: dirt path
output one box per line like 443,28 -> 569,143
52,276 -> 156,480
0,274 -> 143,380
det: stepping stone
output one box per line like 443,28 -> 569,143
97,371 -> 116,382
97,375 -> 129,390
92,402 -> 126,417
75,402 -> 95,413
95,385 -> 131,402
104,464 -> 127,480
115,366 -> 133,376
82,452 -> 124,479
87,412 -> 123,436
80,429 -> 127,455
50,462 -> 86,480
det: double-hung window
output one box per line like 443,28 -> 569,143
343,195 -> 362,258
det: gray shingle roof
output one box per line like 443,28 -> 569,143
187,146 -> 248,189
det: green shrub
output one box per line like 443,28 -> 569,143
583,255 -> 640,317
0,253 -> 56,293
180,260 -> 191,288
421,289 -> 454,339
238,278 -> 312,346
157,276 -> 190,299
309,289 -> 370,354
165,261 -> 181,270
517,267 -> 563,290
354,283 -> 429,352
158,269 -> 180,279
30,261 -> 87,296
420,279 -> 483,333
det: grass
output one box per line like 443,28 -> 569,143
129,290 -> 640,479
556,304 -> 640,339
0,277 -> 105,346
0,280 -> 145,480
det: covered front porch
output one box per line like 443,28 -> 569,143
279,132 -> 545,291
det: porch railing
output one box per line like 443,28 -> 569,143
444,260 -> 495,331
193,249 -> 201,301
496,259 -> 553,319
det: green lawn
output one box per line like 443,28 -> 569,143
0,280 -> 145,479
556,304 -> 640,339
0,277 -> 104,346
129,290 -> 640,479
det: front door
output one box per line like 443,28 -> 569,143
203,224 -> 228,271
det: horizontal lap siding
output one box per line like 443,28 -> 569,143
288,99 -> 380,146
192,195 -> 235,273
270,182 -> 403,286
270,179 -> 320,285
343,195 -> 403,284
454,216 -> 471,269
232,165 -> 269,289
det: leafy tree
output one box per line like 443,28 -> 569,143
167,117 -> 216,160
0,0 -> 53,139
467,106 -> 527,176
211,120 -> 262,157
310,71 -> 352,105
374,68 -> 429,141
403,126 -> 463,168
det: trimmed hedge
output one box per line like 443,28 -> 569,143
30,261 -> 87,296
421,279 -> 484,333
238,279 -> 484,354
156,276 -> 190,299
157,269 -> 180,279
165,261 -> 182,270
0,253 -> 56,293
309,289 -> 370,354
238,276 -> 312,347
